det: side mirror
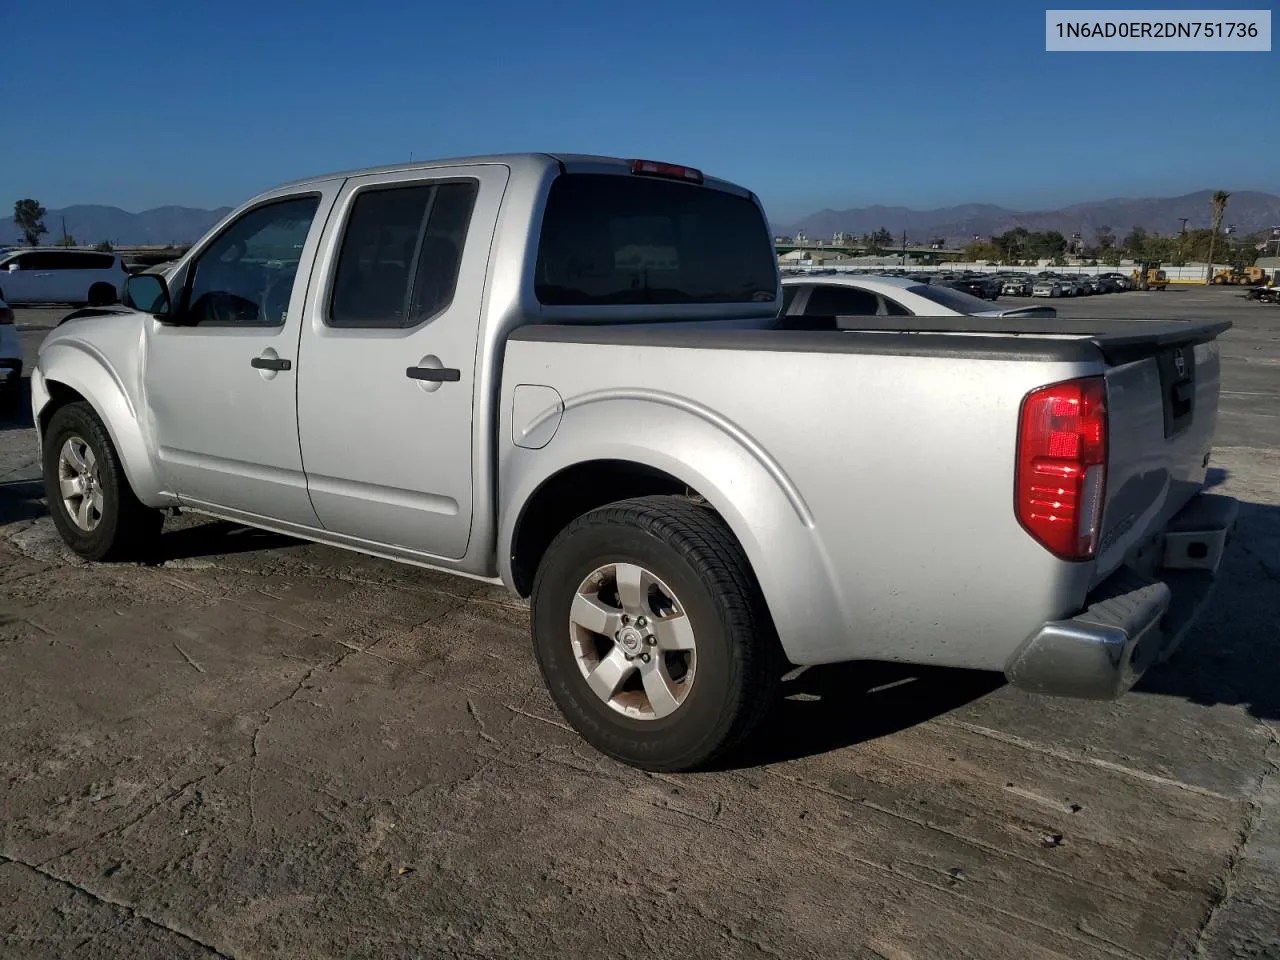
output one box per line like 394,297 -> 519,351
124,273 -> 173,318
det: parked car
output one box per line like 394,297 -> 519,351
1031,278 -> 1064,298
1099,272 -> 1131,291
781,275 -> 1056,318
0,294 -> 19,408
1093,276 -> 1122,294
32,152 -> 1238,772
0,249 -> 128,305
950,276 -> 999,300
1002,276 -> 1033,296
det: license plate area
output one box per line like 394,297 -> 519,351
1155,346 -> 1195,438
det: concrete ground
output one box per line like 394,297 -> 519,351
1,289 -> 1278,960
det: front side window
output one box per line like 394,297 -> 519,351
535,174 -> 777,307
328,179 -> 478,329
183,195 -> 320,327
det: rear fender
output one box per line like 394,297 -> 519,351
33,340 -> 171,506
498,394 -> 845,665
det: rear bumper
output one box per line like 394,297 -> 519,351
1005,492 -> 1239,700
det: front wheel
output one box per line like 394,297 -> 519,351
42,401 -> 163,561
530,495 -> 783,772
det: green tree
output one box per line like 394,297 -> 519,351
1096,225 -> 1114,251
962,241 -> 1001,262
57,234 -> 76,248
866,227 -> 894,254
94,240 -> 114,252
13,199 -> 47,246
1205,190 -> 1230,282
1123,227 -> 1148,257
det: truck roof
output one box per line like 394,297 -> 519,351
272,153 -> 751,197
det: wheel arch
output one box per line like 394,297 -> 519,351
499,399 -> 844,665
34,344 -> 170,507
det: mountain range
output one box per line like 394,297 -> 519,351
775,190 -> 1280,245
5,189 -> 1279,248
1,205 -> 233,247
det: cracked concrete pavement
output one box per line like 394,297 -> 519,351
1,291 -> 1278,959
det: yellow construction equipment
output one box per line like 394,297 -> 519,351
1131,261 -> 1168,290
1212,265 -> 1269,285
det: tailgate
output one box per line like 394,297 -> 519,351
1091,321 -> 1228,582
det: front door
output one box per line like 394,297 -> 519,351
295,164 -> 508,560
144,187 -> 338,527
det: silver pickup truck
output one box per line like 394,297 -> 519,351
31,153 -> 1238,771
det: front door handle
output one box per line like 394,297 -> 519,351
251,356 -> 292,371
406,365 -> 460,382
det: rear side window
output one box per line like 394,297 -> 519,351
535,174 -> 777,307
8,251 -> 115,270
804,284 -> 880,316
329,180 -> 478,329
906,283 -> 992,314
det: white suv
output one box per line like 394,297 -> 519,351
0,249 -> 128,305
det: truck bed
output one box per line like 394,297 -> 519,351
504,314 -> 1229,670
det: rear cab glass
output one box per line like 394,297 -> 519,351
534,174 -> 777,308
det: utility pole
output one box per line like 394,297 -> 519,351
1178,218 -> 1189,265
901,229 -> 907,266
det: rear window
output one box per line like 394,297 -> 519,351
905,283 -> 993,314
534,173 -> 777,307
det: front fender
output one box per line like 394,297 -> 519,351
498,393 -> 847,665
33,339 -> 172,507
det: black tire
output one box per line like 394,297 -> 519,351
530,495 -> 783,772
42,401 -> 163,561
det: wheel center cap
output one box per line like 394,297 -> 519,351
619,628 -> 643,651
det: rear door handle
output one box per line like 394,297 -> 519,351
406,366 -> 460,382
251,356 -> 291,371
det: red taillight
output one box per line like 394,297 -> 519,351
1015,376 -> 1108,561
629,159 -> 704,184
0,306 -> 13,325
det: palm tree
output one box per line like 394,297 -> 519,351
1205,190 -> 1230,282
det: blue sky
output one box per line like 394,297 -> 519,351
3,0 -> 1275,222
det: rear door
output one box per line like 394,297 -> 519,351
295,163 -> 508,560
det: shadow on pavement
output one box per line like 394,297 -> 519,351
0,480 -> 46,525
151,519 -> 302,562
721,661 -> 1005,769
0,378 -> 34,433
1137,498 -> 1280,723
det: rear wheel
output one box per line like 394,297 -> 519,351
530,495 -> 782,772
42,401 -> 163,561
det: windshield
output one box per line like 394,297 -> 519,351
906,283 -> 994,314
535,173 -> 777,306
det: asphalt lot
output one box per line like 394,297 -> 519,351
2,288 -> 1278,960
